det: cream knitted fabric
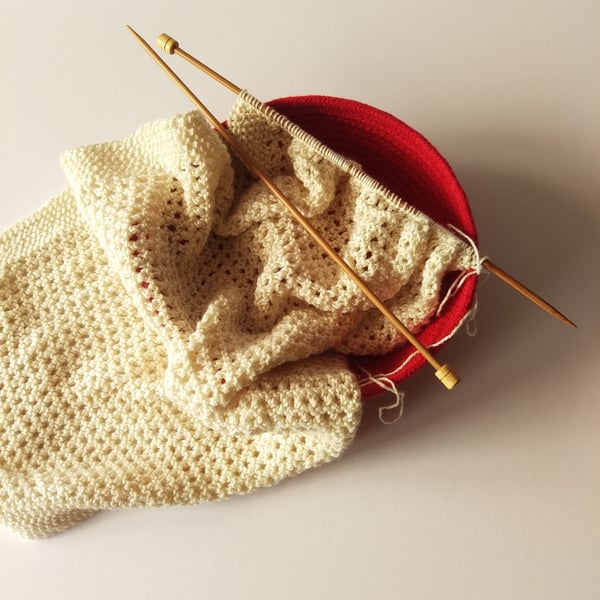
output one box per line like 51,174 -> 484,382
0,92 -> 476,539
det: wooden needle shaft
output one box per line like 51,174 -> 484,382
157,34 -> 242,95
482,259 -> 576,328
127,25 -> 460,389
157,33 -> 576,330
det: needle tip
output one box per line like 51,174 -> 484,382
482,259 -> 576,329
545,306 -> 576,328
126,25 -> 142,40
126,25 -> 155,56
157,33 -> 179,54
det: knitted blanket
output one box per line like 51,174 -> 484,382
0,92 -> 477,538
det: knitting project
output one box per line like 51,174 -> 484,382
0,92 -> 477,538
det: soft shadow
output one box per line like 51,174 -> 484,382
349,141 -> 599,456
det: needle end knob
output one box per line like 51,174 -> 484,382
435,364 -> 460,390
157,33 -> 179,54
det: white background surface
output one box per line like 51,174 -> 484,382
1,1 -> 599,598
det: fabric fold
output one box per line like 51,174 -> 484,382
0,93 -> 476,538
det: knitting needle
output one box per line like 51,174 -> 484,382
126,25 -> 460,390
157,33 -> 241,95
156,33 -> 577,330
482,259 -> 576,328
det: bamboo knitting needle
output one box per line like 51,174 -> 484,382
157,33 -> 577,330
157,34 -> 242,95
482,259 -> 576,328
127,25 -> 460,390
